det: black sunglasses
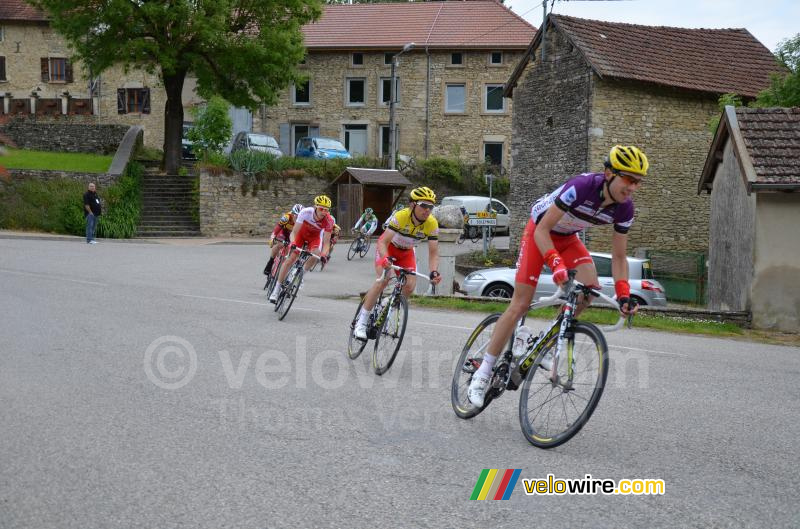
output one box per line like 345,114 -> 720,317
415,202 -> 434,210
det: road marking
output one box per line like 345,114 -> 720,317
611,345 -> 688,358
0,268 -> 108,286
175,293 -> 269,306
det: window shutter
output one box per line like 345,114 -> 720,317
279,123 -> 291,155
310,126 -> 320,138
65,61 -> 73,83
0,57 -> 6,82
117,89 -> 126,114
141,88 -> 151,114
41,58 -> 49,82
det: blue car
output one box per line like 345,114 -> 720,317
295,137 -> 352,159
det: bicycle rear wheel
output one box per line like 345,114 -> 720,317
518,321 -> 608,449
372,294 -> 408,375
347,299 -> 369,359
277,269 -> 303,321
359,236 -> 371,257
264,254 -> 284,293
451,313 -> 502,419
347,239 -> 359,260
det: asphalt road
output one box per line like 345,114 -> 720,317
1,236 -> 798,528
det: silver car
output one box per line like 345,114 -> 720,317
231,132 -> 283,157
461,252 -> 667,307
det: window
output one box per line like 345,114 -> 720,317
445,84 -> 466,113
292,80 -> 310,105
291,124 -> 310,155
484,84 -> 505,113
344,124 -> 368,156
0,57 -> 6,82
490,51 -> 503,65
379,77 -> 400,106
352,53 -> 364,66
491,200 -> 508,215
346,78 -> 366,106
41,57 -> 72,83
384,53 -> 394,65
380,125 -> 391,158
116,88 -> 151,114
450,52 -> 463,66
483,142 -> 503,166
592,256 -> 612,278
0,26 -> 4,42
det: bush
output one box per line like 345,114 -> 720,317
419,157 -> 463,187
187,96 -> 233,160
96,163 -> 142,238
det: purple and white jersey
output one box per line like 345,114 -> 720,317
530,173 -> 634,235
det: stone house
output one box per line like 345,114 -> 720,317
503,14 -> 783,255
698,106 -> 800,331
0,0 -> 202,150
255,1 -> 535,166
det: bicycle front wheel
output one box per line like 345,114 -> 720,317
347,239 -> 359,260
347,299 -> 368,360
451,313 -> 502,419
277,269 -> 303,321
372,294 -> 408,375
359,236 -> 371,257
518,321 -> 609,449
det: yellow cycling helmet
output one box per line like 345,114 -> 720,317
605,145 -> 649,177
314,195 -> 332,208
409,186 -> 436,203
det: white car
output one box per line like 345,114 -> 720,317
440,195 -> 510,235
461,252 -> 667,307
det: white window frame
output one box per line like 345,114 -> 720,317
445,83 -> 466,114
489,51 -> 503,66
379,77 -> 400,107
346,77 -> 366,107
291,80 -> 311,106
483,84 -> 506,113
449,52 -> 464,67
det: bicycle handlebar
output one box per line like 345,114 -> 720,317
377,264 -> 432,283
528,278 -> 630,333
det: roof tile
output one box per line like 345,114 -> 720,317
0,0 -> 48,22
736,107 -> 800,184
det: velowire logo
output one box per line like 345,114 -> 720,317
469,469 -> 522,501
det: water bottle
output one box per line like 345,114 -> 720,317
512,326 -> 535,360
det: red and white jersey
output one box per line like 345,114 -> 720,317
296,206 -> 334,236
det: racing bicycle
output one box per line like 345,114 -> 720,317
347,232 -> 371,260
274,244 -> 316,321
347,263 -> 431,375
451,270 -> 633,448
263,239 -> 289,291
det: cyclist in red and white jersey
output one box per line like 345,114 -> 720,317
269,195 -> 334,302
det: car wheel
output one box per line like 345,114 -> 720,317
483,282 -> 513,299
631,295 -> 646,306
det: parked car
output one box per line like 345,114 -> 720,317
231,132 -> 283,157
461,252 -> 667,306
295,137 -> 352,159
181,122 -> 196,160
441,195 -> 510,235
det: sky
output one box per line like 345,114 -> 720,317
507,0 -> 799,53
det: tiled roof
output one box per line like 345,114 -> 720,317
333,168 -> 412,187
303,1 -> 535,50
699,107 -> 800,193
0,0 -> 48,22
507,14 -> 784,97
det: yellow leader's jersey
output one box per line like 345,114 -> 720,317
386,207 -> 439,249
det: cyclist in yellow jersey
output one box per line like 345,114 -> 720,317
264,204 -> 302,275
354,186 -> 442,340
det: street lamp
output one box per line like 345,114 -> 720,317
389,42 -> 414,170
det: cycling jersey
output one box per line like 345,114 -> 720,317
295,206 -> 334,250
385,207 -> 439,249
277,211 -> 296,231
530,173 -> 634,235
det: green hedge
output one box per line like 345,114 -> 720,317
0,162 -> 143,238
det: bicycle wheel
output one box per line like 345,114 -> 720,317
359,236 -> 371,258
347,299 -> 369,360
372,294 -> 408,375
456,230 -> 466,245
518,321 -> 609,449
347,239 -> 359,261
451,313 -> 503,419
468,226 -> 481,243
264,255 -> 283,293
277,268 -> 303,320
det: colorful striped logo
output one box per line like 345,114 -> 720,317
470,469 -> 522,500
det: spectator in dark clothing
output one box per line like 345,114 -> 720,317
83,182 -> 102,244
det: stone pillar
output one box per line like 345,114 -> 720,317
61,94 -> 69,115
2,93 -> 9,114
30,95 -> 37,115
415,228 -> 460,295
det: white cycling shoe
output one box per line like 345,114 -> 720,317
539,351 -> 554,372
467,374 -> 491,408
354,322 -> 368,341
269,286 -> 281,303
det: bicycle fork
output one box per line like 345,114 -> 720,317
551,306 -> 576,390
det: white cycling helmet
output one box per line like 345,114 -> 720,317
292,204 -> 303,215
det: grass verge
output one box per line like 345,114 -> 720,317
3,148 -> 113,173
410,296 -> 748,338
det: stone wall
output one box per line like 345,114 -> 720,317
586,80 -> 718,254
1,116 -> 128,154
254,49 -> 525,165
199,169 -> 332,237
3,169 -> 116,189
508,29 -> 593,251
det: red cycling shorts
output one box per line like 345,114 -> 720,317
293,223 -> 324,251
515,219 -> 593,287
375,243 -> 417,272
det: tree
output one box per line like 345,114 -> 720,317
30,0 -> 322,174
186,97 -> 233,160
754,33 -> 800,107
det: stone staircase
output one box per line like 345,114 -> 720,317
136,169 -> 201,237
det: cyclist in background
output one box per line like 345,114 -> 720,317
264,204 -> 302,275
353,207 -> 379,239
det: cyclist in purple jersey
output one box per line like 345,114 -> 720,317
468,145 -> 649,408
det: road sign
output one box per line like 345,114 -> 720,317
476,211 -> 497,219
468,218 -> 497,226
